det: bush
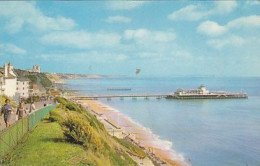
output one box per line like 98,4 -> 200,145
54,97 -> 68,105
54,97 -> 82,113
24,96 -> 40,104
65,102 -> 82,112
49,108 -> 63,122
62,114 -> 103,151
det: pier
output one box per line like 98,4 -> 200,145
71,94 -> 169,100
70,85 -> 248,100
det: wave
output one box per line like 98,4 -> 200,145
96,101 -> 188,165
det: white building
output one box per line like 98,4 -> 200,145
2,62 -> 17,98
17,77 -> 30,98
0,62 -> 31,100
27,65 -> 41,73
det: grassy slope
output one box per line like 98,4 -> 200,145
5,119 -> 96,166
4,100 -> 148,166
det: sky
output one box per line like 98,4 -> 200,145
0,1 -> 259,77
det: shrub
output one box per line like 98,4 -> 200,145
54,97 -> 68,105
54,97 -> 81,113
62,114 -> 103,151
65,102 -> 82,113
24,96 -> 40,104
49,108 -> 63,122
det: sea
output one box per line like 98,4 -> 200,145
66,76 -> 260,166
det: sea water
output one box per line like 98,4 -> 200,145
66,77 -> 260,166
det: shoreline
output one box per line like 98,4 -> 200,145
77,99 -> 186,166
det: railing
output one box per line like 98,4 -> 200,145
0,105 -> 56,160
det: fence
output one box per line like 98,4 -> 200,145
0,105 -> 56,159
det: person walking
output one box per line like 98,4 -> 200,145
1,99 -> 13,127
16,102 -> 26,120
29,101 -> 36,113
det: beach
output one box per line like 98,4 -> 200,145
77,99 -> 185,166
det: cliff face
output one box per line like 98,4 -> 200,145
15,69 -> 53,91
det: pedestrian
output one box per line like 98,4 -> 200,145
16,102 -> 26,120
29,101 -> 36,113
1,99 -> 13,127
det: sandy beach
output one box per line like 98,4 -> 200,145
77,99 -> 185,166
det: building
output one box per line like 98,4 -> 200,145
175,85 -> 209,95
17,77 -> 30,98
29,83 -> 41,96
0,62 -> 32,100
2,62 -> 17,98
27,65 -> 41,73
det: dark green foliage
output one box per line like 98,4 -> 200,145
54,97 -> 82,113
49,108 -> 63,122
62,114 -> 104,152
23,96 -> 40,104
54,97 -> 68,105
27,75 -> 37,84
65,102 -> 82,113
16,70 -> 53,90
38,73 -> 53,88
51,97 -> 144,165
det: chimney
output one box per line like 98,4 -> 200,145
4,63 -> 8,77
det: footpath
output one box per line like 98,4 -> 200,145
0,100 -> 54,131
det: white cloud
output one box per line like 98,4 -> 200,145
124,29 -> 176,44
197,21 -> 227,36
168,1 -> 237,21
227,15 -> 260,29
168,5 -> 209,21
106,16 -> 131,23
107,1 -> 146,10
0,43 -> 27,55
207,35 -> 244,49
198,15 -> 260,37
213,1 -> 237,14
0,2 -> 76,33
40,31 -> 121,49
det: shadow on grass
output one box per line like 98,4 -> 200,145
41,137 -> 65,143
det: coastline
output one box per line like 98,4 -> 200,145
77,99 -> 186,166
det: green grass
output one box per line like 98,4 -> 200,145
115,138 -> 146,159
5,120 -> 95,166
3,98 -> 149,166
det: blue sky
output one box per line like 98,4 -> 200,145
0,1 -> 259,76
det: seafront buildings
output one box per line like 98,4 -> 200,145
17,77 -> 30,98
0,62 -> 18,97
0,62 -> 42,100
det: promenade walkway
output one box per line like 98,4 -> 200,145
0,100 -> 54,131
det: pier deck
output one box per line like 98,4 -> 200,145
70,93 -> 247,100
71,94 -> 168,100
